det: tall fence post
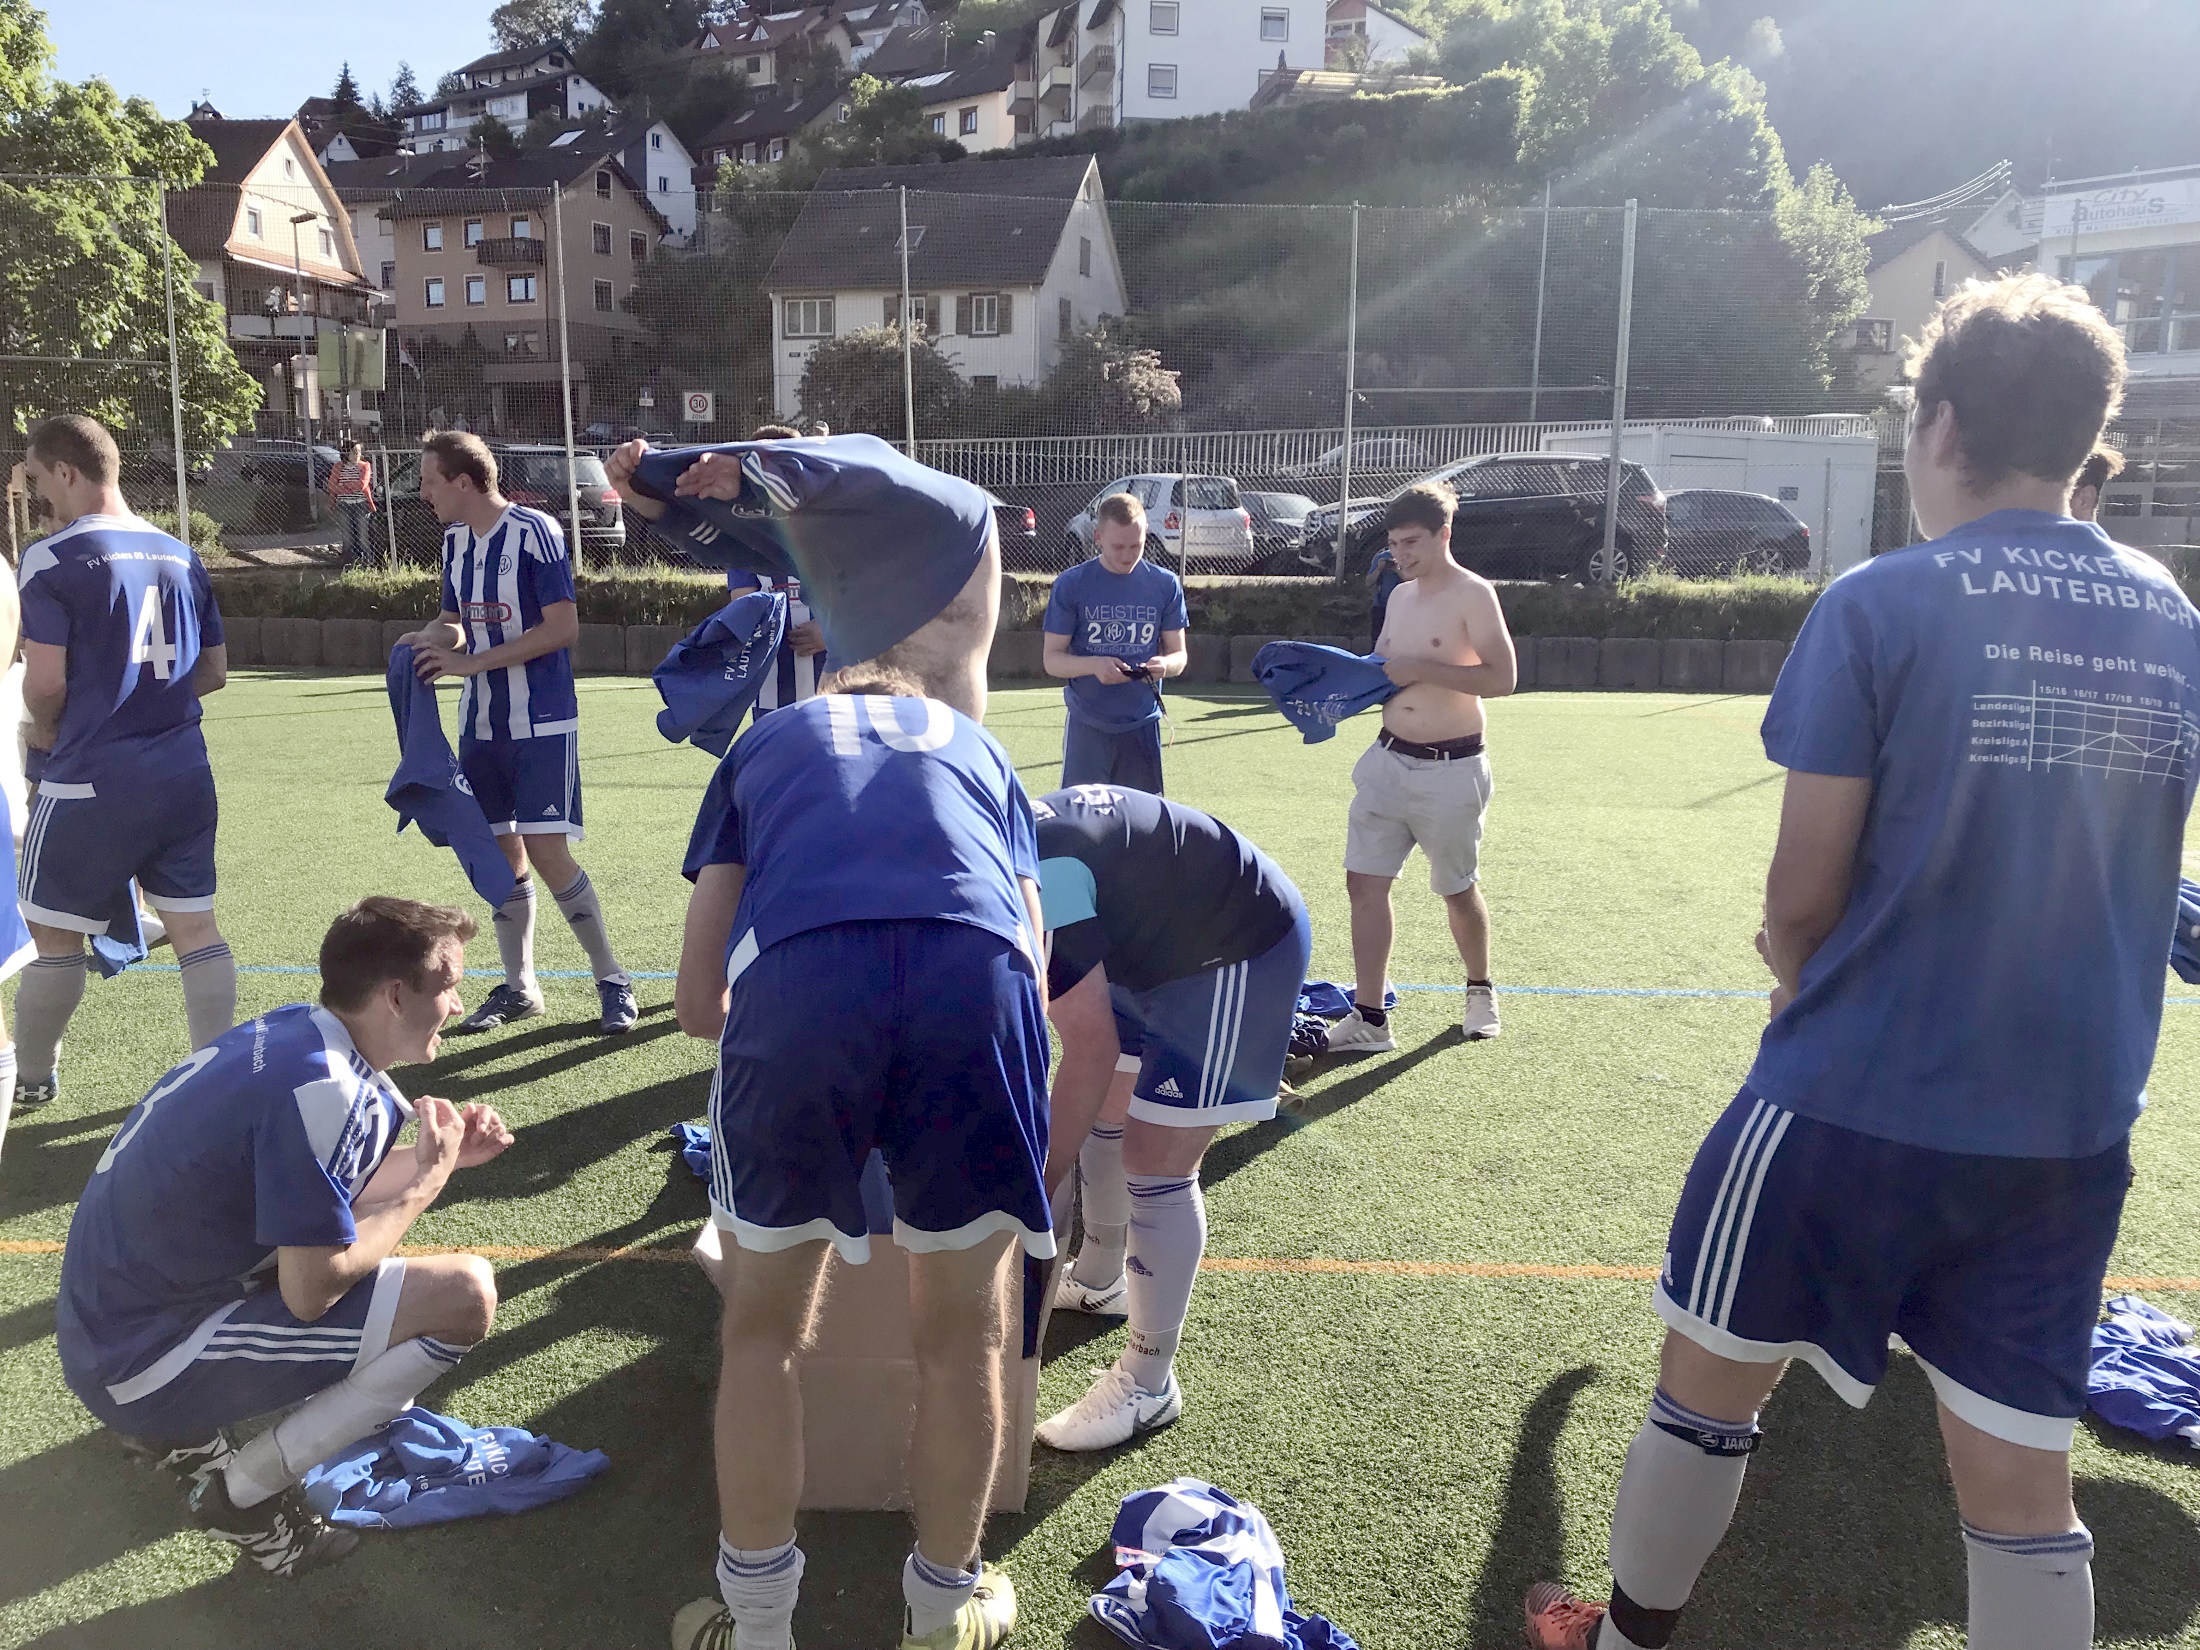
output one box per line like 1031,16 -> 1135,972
378,438 -> 399,569
551,184 -> 585,574
156,181 -> 191,549
899,186 -> 917,457
1528,178 -> 1552,425
1335,201 -> 1361,577
1601,198 -> 1638,580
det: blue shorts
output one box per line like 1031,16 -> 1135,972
70,1259 -> 406,1445
20,765 -> 218,933
710,918 -> 1054,1265
1657,1090 -> 2131,1449
1116,905 -> 1312,1129
459,732 -> 582,838
1062,717 -> 1163,794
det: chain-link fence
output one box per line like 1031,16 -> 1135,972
10,170 -> 1929,581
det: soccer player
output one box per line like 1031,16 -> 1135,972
604,434 -> 1002,722
1524,275 -> 2200,1650
1326,482 -> 1518,1051
399,430 -> 637,1036
1033,784 -> 1311,1449
2069,443 -> 2122,523
670,663 -> 1052,1650
724,425 -> 827,720
55,897 -> 511,1577
1043,493 -> 1189,792
14,415 -> 235,1106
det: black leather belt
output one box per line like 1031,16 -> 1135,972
1378,729 -> 1485,761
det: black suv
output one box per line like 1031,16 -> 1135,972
1303,453 -> 1669,583
1663,489 -> 1811,577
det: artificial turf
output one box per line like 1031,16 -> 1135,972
1,673 -> 2198,1649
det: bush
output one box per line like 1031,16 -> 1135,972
209,567 -> 737,627
140,508 -> 228,560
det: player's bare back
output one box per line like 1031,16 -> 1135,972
1378,569 -> 1496,742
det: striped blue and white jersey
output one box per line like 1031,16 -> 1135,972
727,570 -> 819,714
56,1005 -> 411,1389
440,505 -> 578,741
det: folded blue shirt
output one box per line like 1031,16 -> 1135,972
1251,643 -> 1398,744
653,591 -> 787,757
386,646 -> 518,907
300,1406 -> 608,1529
628,434 -> 991,669
2089,1294 -> 2200,1446
1297,980 -> 1397,1020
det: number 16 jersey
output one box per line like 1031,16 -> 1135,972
18,514 -> 224,784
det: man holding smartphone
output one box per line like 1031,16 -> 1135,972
1043,493 -> 1189,794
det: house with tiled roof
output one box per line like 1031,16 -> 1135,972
395,39 -> 613,155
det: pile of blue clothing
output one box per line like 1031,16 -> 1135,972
300,1407 -> 608,1529
2089,1294 -> 2200,1447
1093,1478 -> 1359,1650
1290,982 -> 1397,1058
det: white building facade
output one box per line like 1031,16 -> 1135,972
1021,0 -> 1325,137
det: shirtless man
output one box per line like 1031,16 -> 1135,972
1326,481 -> 1517,1050
605,437 -> 999,722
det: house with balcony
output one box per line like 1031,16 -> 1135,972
170,114 -> 377,434
1017,0 -> 1324,136
396,40 -> 613,154
763,155 -> 1128,415
1323,0 -> 1428,67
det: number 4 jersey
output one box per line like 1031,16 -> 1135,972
18,514 -> 225,784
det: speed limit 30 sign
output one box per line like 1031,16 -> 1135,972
682,390 -> 716,424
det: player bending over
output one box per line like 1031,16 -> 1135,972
1035,784 -> 1311,1450
56,897 -> 511,1577
1524,275 -> 2199,1650
671,664 -> 1052,1650
399,430 -> 637,1035
14,415 -> 236,1106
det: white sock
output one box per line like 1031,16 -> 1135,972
552,871 -> 628,986
1121,1173 -> 1204,1392
13,952 -> 84,1083
492,878 -> 538,996
176,939 -> 237,1050
1964,1521 -> 2094,1650
903,1546 -> 979,1639
223,1334 -> 466,1507
0,1044 -> 17,1167
1596,1389 -> 1758,1649
1072,1124 -> 1129,1287
717,1534 -> 804,1650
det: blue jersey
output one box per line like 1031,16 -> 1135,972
728,571 -> 819,712
683,694 -> 1039,961
57,1005 -> 411,1392
18,513 -> 224,784
1749,511 -> 2200,1158
439,505 -> 578,741
1044,558 -> 1188,733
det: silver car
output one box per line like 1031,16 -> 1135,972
1064,474 -> 1254,571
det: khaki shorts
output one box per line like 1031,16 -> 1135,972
1344,739 -> 1493,896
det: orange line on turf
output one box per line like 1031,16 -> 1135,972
4,1238 -> 2198,1291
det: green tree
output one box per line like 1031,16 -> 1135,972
796,325 -> 964,439
789,75 -> 963,183
0,0 -> 259,453
388,61 -> 422,111
329,62 -> 364,119
490,0 -> 598,51
1042,322 -> 1180,431
576,0 -> 711,104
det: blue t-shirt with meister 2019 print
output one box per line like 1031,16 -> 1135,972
1044,558 -> 1189,733
1748,511 -> 2200,1159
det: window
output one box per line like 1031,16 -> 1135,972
1854,318 -> 1893,354
510,215 -> 531,238
630,230 -> 649,263
1148,63 -> 1178,97
959,106 -> 979,135
245,206 -> 263,237
1932,258 -> 1948,299
1059,295 -> 1074,336
970,292 -> 1000,335
464,217 -> 485,247
1150,1 -> 1178,32
886,293 -> 932,331
425,276 -> 446,307
657,175 -> 669,193
593,221 -> 613,255
768,138 -> 787,162
283,157 -> 296,179
2058,246 -> 2200,354
745,55 -> 763,73
504,332 -> 522,354
318,227 -> 335,259
465,274 -> 487,305
1079,235 -> 1092,277
379,260 -> 396,288
596,169 -> 612,197
971,374 -> 999,393
525,331 -> 542,355
930,112 -> 947,134
650,129 -> 663,149
594,278 -> 615,312
784,296 -> 835,337
193,281 -> 216,301
1261,6 -> 1289,40
423,221 -> 444,251
508,273 -> 538,302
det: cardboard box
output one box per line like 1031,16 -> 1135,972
691,1166 -> 1067,1513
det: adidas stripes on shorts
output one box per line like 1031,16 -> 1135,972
1114,905 -> 1312,1129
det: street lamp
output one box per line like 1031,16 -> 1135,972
289,210 -> 319,501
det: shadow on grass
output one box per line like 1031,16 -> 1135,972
1198,1029 -> 1460,1197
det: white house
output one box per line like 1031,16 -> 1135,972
1847,219 -> 1996,393
764,155 -> 1129,416
397,40 -> 614,154
1324,0 -> 1428,66
1020,0 -> 1325,137
549,115 -> 700,241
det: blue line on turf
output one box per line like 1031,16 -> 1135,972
112,964 -> 2200,1005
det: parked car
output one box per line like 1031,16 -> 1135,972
1663,489 -> 1811,577
383,446 -> 627,564
1279,438 -> 1433,484
1064,474 -> 1254,571
985,491 -> 1040,569
233,441 -> 343,492
1303,453 -> 1669,583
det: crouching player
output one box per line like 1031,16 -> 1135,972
671,665 -> 1052,1650
56,898 -> 511,1577
1035,784 -> 1311,1449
